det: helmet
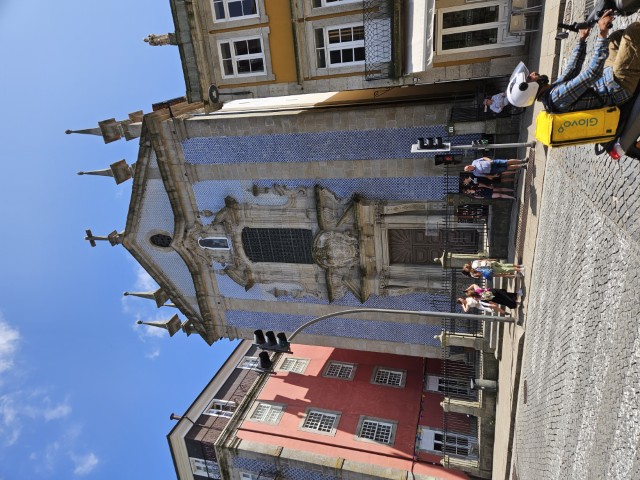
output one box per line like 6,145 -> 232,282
506,62 -> 539,107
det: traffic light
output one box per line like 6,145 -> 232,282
258,351 -> 272,370
253,329 -> 291,353
434,154 -> 462,165
417,137 -> 451,152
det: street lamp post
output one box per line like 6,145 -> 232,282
288,307 -> 515,343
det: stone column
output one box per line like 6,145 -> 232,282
434,330 -> 484,350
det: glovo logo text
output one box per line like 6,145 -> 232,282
557,117 -> 598,133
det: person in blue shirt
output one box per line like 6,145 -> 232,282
507,11 -> 640,112
463,157 -> 528,178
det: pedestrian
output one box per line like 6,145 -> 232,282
462,186 -> 516,200
457,296 -> 506,315
507,12 -> 640,113
483,92 -> 510,114
463,157 -> 528,179
465,284 -> 519,310
461,259 -> 525,280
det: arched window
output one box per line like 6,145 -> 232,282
241,228 -> 313,264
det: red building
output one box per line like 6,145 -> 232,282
168,341 -> 487,480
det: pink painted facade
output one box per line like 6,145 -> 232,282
236,345 -> 471,479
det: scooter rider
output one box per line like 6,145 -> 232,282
507,11 -> 640,112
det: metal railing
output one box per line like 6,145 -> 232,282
363,0 -> 396,80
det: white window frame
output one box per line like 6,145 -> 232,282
418,428 -> 478,459
315,23 -> 365,69
190,458 -> 221,479
238,356 -> 260,370
217,36 -> 266,79
436,2 -> 521,55
248,402 -> 285,424
211,0 -> 259,22
198,237 -> 231,250
278,357 -> 309,374
204,399 -> 236,418
425,375 -> 471,397
300,408 -> 340,435
247,401 -> 286,425
355,416 -> 397,445
323,361 -> 356,380
371,367 -> 406,388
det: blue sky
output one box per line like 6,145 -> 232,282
0,1 -> 237,478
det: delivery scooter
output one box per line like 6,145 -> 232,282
557,0 -> 640,160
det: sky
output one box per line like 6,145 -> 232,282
0,1 -> 237,478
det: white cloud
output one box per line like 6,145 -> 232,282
0,392 -> 73,447
43,400 -> 72,421
0,318 -> 19,374
0,393 -> 22,446
145,348 -> 161,360
72,452 -> 99,476
134,266 -> 158,291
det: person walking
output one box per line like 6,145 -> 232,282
465,284 -> 519,310
457,296 -> 506,315
463,157 -> 528,179
462,185 -> 516,200
461,259 -> 525,280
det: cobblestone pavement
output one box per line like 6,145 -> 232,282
512,141 -> 640,479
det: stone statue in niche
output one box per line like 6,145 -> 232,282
312,231 -> 358,269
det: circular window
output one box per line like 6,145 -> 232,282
150,233 -> 173,248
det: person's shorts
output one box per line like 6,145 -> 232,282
490,159 -> 508,175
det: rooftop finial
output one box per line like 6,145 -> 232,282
136,314 -> 182,337
123,288 -> 169,308
66,112 -> 143,144
143,33 -> 177,46
84,229 -> 124,247
77,160 -> 134,184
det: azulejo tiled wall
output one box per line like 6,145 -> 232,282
233,456 -> 339,480
225,310 -> 442,346
182,126 -> 475,164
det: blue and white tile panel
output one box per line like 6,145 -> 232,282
182,126 -> 477,164
226,310 -> 442,346
233,456 -> 339,480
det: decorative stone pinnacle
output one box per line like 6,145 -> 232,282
136,314 -> 182,337
123,288 -> 169,308
66,112 -> 143,144
143,33 -> 177,46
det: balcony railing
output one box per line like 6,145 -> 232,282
363,0 -> 396,80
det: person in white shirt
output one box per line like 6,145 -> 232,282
457,296 -> 506,315
483,92 -> 510,114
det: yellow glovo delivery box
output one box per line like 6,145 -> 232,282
535,106 -> 620,147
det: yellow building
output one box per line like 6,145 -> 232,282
166,0 -> 534,106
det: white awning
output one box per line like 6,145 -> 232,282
405,0 -> 436,74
